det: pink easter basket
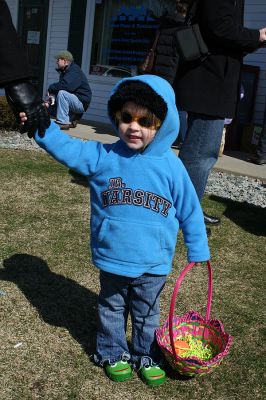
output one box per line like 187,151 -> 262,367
156,261 -> 233,377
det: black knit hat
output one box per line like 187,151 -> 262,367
108,80 -> 168,123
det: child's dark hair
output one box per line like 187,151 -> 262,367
108,80 -> 167,124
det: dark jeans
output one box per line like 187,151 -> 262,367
178,110 -> 188,143
257,122 -> 266,159
179,113 -> 224,201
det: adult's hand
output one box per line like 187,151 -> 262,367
259,27 -> 266,44
5,80 -> 50,138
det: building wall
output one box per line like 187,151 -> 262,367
43,0 -> 72,98
244,0 -> 266,124
43,0 -> 112,124
84,76 -> 117,124
4,0 -> 266,126
2,0 -> 72,100
81,1 -> 115,125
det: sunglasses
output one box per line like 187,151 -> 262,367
116,111 -> 161,129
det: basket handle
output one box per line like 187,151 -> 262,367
169,261 -> 212,360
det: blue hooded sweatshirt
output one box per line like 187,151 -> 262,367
35,74 -> 210,277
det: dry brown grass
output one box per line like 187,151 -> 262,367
1,149 -> 265,400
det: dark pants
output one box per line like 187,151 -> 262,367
257,122 -> 266,160
179,113 -> 224,201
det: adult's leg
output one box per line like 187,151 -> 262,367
178,110 -> 188,143
94,271 -> 131,365
129,273 -> 166,366
179,113 -> 224,201
172,110 -> 187,148
256,122 -> 266,161
56,90 -> 84,124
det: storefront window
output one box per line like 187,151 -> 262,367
90,0 -> 175,77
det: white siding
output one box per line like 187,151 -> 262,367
43,0 -> 72,97
84,76 -> 120,124
43,0 -> 113,123
5,0 -> 18,26
81,0 -> 114,124
80,1 -> 117,124
244,0 -> 266,125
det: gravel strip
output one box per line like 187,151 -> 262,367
205,170 -> 265,208
0,129 -> 44,152
1,129 -> 265,208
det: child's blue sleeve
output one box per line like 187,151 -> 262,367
34,121 -> 105,176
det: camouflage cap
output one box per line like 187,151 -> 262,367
54,50 -> 73,62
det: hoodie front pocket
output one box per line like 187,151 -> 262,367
97,217 -> 165,265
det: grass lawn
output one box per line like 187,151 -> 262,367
0,148 -> 265,400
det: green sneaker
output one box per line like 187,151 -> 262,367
105,360 -> 133,382
140,365 -> 166,386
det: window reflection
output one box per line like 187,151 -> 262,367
90,0 -> 174,77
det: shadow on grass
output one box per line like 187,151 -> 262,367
209,195 -> 266,236
0,253 -> 98,356
163,362 -> 195,381
68,169 -> 88,187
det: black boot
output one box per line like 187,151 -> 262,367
206,227 -> 211,237
203,212 -> 221,226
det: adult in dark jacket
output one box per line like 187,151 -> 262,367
151,13 -> 183,84
47,50 -> 92,130
0,0 -> 50,137
152,1 -> 190,147
174,0 -> 266,226
152,0 -> 189,85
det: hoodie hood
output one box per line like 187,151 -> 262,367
108,74 -> 180,156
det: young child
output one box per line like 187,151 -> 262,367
20,75 -> 210,386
